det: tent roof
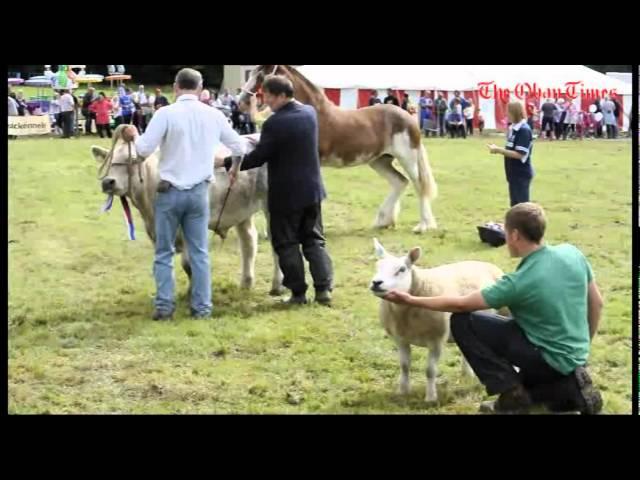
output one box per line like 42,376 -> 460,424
296,65 -> 632,95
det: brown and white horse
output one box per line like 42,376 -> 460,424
239,65 -> 438,234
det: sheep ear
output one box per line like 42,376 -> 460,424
373,238 -> 387,259
407,247 -> 422,266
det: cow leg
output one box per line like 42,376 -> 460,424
235,218 -> 258,289
262,208 -> 285,296
261,211 -> 270,241
370,155 -> 409,229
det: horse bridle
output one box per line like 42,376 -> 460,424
241,65 -> 280,97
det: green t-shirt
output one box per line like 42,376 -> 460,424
481,244 -> 594,375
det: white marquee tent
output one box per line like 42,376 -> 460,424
296,65 -> 632,131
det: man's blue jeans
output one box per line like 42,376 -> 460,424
154,181 -> 212,316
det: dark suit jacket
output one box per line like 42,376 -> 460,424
241,101 -> 326,214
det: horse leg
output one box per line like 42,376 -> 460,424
235,218 -> 258,289
262,208 -> 285,296
395,148 -> 438,234
370,155 -> 409,230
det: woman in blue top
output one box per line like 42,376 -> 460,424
487,102 -> 534,207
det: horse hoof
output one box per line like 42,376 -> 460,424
269,288 -> 285,297
413,224 -> 437,234
374,222 -> 395,230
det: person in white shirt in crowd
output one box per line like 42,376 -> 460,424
50,92 -> 62,135
553,99 -> 566,141
464,100 -> 476,136
59,90 -> 76,138
601,95 -> 618,139
8,95 -> 19,116
219,88 -> 234,108
137,85 -> 153,132
563,100 -> 578,140
112,94 -> 122,126
121,68 -> 247,321
147,91 -> 156,116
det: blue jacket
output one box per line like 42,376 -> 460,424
505,121 -> 534,180
119,94 -> 134,116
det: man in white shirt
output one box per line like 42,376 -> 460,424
59,90 -> 76,138
122,68 -> 247,321
50,92 -> 62,134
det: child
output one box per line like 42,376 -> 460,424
477,108 -> 485,135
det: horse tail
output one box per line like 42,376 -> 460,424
417,142 -> 438,201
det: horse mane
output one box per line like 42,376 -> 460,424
266,65 -> 331,108
280,66 -> 323,96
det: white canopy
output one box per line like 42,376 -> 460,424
297,65 -> 632,95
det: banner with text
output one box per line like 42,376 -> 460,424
8,116 -> 51,136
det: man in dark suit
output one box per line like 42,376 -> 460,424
228,75 -> 334,306
383,89 -> 399,106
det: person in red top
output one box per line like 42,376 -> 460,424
90,92 -> 113,138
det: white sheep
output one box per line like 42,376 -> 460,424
370,239 -> 506,403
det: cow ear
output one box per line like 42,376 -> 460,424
373,238 -> 387,259
91,146 -> 109,163
406,247 -> 422,266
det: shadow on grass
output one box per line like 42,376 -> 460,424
333,380 -> 485,414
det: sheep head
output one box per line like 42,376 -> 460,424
370,239 -> 421,298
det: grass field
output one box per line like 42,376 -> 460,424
8,134 -> 633,414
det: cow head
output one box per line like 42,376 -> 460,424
370,239 -> 421,298
91,125 -> 143,197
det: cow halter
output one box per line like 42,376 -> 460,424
98,126 -> 145,200
98,126 -> 146,240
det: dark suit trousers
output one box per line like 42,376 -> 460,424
270,203 -> 334,296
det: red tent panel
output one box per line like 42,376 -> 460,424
324,88 -> 341,107
358,89 -> 371,109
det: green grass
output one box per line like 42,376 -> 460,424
8,135 -> 633,414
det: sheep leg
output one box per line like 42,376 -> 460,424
426,343 -> 443,403
398,342 -> 411,396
